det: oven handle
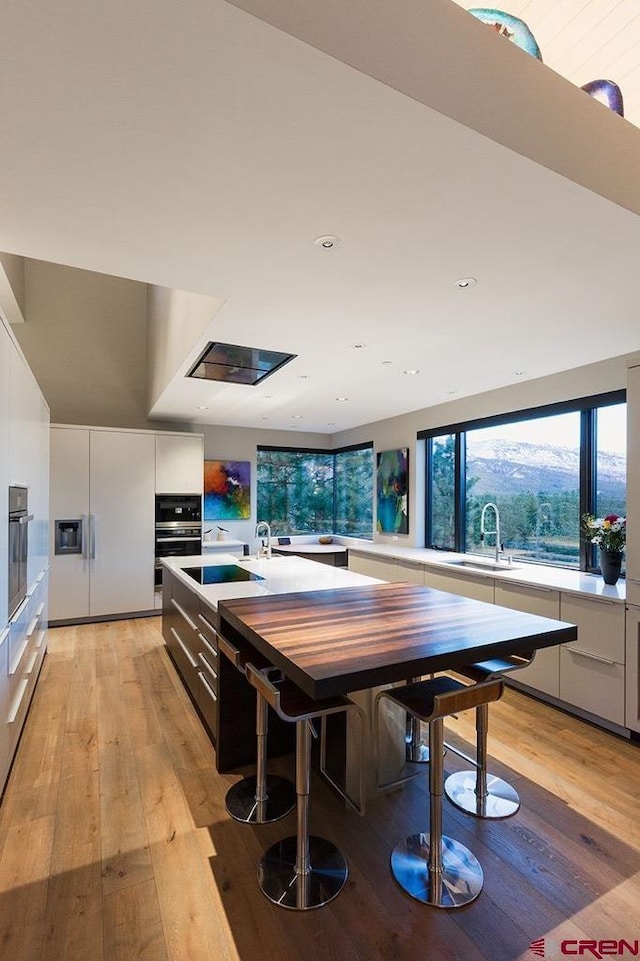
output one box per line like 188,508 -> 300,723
155,536 -> 202,543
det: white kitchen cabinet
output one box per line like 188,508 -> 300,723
395,559 -> 426,585
626,364 -> 640,605
0,627 -> 9,792
348,551 -> 398,582
50,427 -> 155,620
423,566 -> 495,603
0,326 -> 9,628
625,604 -> 640,734
155,433 -> 204,494
559,593 -> 626,726
494,582 -> 561,697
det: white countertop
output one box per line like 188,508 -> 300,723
272,543 -> 347,554
347,543 -> 626,604
161,553 -> 381,610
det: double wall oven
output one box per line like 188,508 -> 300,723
155,494 -> 202,590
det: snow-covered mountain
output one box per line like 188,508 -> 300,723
467,439 -> 625,495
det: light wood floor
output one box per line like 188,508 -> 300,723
0,617 -> 639,961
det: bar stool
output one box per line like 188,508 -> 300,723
444,654 -> 534,819
217,634 -> 296,824
245,662 -> 366,911
375,674 -> 504,908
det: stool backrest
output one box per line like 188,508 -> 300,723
434,678 -> 504,719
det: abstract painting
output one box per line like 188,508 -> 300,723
376,448 -> 409,534
204,460 -> 251,520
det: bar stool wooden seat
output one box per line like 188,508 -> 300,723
375,674 -> 504,908
217,634 -> 296,825
444,653 -> 534,819
245,662 -> 366,911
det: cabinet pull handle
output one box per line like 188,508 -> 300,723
0,628 -> 8,648
198,632 -> 218,658
197,611 -> 217,633
26,617 -> 38,639
82,514 -> 89,559
504,584 -> 553,594
198,651 -> 218,679
627,576 -> 640,584
171,597 -> 198,632
198,670 -> 217,702
170,627 -> 198,668
567,645 -> 617,667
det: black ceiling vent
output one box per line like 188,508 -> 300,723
186,342 -> 297,386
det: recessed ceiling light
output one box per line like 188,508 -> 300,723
262,416 -> 269,420
335,396 -> 349,402
196,405 -> 210,410
513,369 -> 526,376
454,277 -> 477,289
403,369 -> 420,375
291,414 -> 303,419
263,394 -> 273,399
314,234 -> 341,249
446,390 -> 458,396
381,360 -> 393,366
299,374 -> 309,379
352,343 -> 367,350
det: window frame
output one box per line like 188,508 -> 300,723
257,441 -> 374,537
420,390 -> 625,572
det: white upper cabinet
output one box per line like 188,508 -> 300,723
155,433 -> 204,494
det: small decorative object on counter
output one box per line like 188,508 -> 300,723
318,535 -> 333,544
216,526 -> 229,541
582,513 -> 625,585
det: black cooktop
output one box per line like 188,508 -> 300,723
182,564 -> 265,584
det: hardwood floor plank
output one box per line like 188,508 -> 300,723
103,878 -> 168,961
0,617 -> 638,961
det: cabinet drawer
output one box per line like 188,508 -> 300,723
512,647 -> 560,698
197,668 -> 217,738
395,561 -> 425,585
172,576 -> 201,624
559,647 -> 625,726
560,595 -> 625,664
196,605 -> 219,645
423,569 -> 495,604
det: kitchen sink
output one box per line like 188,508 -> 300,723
443,559 -> 520,573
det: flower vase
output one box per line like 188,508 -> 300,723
599,549 -> 622,586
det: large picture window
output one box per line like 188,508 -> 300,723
257,444 -> 373,537
422,391 -> 625,571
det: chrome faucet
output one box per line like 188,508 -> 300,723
255,521 -> 272,559
480,502 -> 503,564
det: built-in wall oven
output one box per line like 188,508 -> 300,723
155,494 -> 202,590
8,485 -> 33,618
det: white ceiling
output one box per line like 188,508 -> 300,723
2,0 -> 640,434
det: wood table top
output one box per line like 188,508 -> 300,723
218,581 -> 577,699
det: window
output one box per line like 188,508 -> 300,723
422,391 -> 625,572
465,413 -> 581,567
429,434 -> 456,550
257,444 -> 373,537
334,446 -> 374,536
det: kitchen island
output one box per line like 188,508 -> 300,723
162,553 -> 577,793
160,553 -> 382,771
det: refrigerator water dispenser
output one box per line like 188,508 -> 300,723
55,519 -> 83,555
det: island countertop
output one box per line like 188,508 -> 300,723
160,552 -> 381,610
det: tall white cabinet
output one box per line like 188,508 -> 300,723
50,426 -> 156,621
0,317 -> 50,794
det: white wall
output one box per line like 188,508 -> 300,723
12,259 -> 149,428
147,286 -> 225,412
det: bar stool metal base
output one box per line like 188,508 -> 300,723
257,836 -> 348,910
444,771 -> 520,819
390,832 -> 483,908
225,775 -> 296,824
